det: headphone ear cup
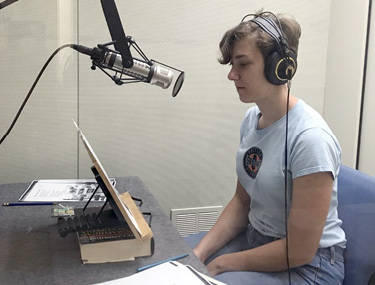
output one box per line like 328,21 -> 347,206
264,50 -> 297,85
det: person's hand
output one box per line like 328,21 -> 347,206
206,257 -> 225,276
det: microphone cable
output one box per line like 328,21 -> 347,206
0,44 -> 72,146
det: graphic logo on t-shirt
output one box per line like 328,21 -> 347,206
243,147 -> 263,179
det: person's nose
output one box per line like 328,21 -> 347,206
228,66 -> 239,81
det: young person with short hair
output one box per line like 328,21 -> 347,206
189,11 -> 346,284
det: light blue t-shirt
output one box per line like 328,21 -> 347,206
236,99 -> 346,248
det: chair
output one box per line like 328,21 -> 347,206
185,165 -> 375,284
337,165 -> 375,285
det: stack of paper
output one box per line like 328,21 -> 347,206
93,261 -> 226,285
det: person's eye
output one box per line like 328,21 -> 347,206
239,62 -> 249,68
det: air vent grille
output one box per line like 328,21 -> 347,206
170,206 -> 223,237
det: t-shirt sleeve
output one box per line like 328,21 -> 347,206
290,127 -> 341,179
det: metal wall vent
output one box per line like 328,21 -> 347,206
170,206 -> 223,237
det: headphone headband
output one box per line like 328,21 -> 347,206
251,17 -> 283,44
241,12 -> 297,85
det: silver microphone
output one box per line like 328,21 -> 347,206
71,44 -> 184,96
102,51 -> 173,89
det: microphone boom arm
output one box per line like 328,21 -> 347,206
100,0 -> 133,68
98,0 -> 185,92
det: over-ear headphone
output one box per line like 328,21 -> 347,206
243,13 -> 297,85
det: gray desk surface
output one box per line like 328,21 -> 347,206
0,177 -> 208,284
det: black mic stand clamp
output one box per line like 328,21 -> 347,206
89,41 -> 113,71
88,41 -> 127,85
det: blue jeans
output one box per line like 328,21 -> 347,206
185,224 -> 345,285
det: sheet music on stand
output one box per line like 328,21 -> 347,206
93,261 -> 227,285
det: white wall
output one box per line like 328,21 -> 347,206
324,0 -> 373,175
2,0 -> 361,216
358,0 -> 375,175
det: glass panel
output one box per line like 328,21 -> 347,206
0,0 -> 78,182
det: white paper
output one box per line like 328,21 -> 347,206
19,179 -> 115,202
93,261 -> 225,285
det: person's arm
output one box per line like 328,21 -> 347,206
193,179 -> 251,263
206,171 -> 333,275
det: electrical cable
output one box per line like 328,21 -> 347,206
285,82 -> 291,285
356,0 -> 373,169
274,12 -> 293,284
243,12 -> 293,284
0,44 -> 72,146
